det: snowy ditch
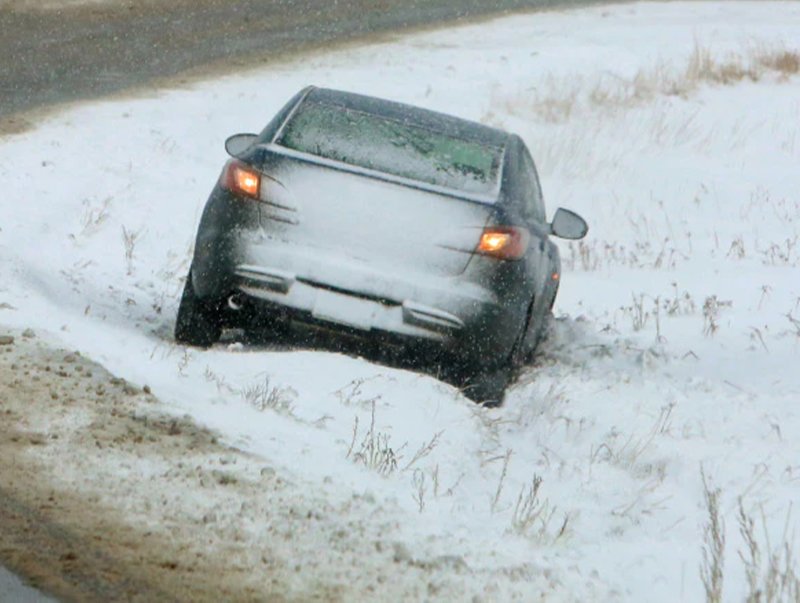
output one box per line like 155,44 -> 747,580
1,1 -> 799,600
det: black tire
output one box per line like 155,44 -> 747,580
509,295 -> 539,369
462,365 -> 513,407
535,310 -> 556,347
174,271 -> 222,347
531,286 -> 558,351
522,286 -> 558,361
480,293 -> 555,405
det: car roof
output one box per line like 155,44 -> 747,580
303,87 -> 511,149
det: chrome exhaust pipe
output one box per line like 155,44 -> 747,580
227,293 -> 244,311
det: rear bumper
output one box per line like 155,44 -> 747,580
221,258 -> 519,364
233,284 -> 516,367
234,262 -> 470,341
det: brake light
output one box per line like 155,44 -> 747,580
476,226 -> 530,260
221,159 -> 261,200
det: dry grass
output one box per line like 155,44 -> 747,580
510,475 -> 546,533
239,378 -> 296,414
700,473 -> 800,603
508,474 -> 568,542
738,500 -> 800,602
490,448 -> 513,513
402,430 -> 442,472
500,43 -> 800,124
590,403 -> 674,473
346,401 -> 401,476
756,47 -> 800,79
77,196 -> 112,237
121,225 -> 141,276
702,296 -> 732,337
566,238 -> 688,272
685,45 -> 760,86
701,471 -> 726,603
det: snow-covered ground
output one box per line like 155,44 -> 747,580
1,2 -> 799,600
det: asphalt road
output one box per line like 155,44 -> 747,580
0,0 -> 605,126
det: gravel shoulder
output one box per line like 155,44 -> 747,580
0,329 -> 477,601
0,329 -> 275,602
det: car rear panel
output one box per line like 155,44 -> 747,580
229,150 -> 508,342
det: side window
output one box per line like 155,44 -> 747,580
519,146 -> 546,224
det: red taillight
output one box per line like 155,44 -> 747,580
221,159 -> 261,200
476,226 -> 530,260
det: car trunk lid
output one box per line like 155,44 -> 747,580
251,153 -> 493,295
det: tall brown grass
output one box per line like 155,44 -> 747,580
499,43 -> 800,124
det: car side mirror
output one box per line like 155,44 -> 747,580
550,208 -> 588,240
225,133 -> 258,157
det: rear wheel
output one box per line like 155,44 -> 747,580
470,293 -> 554,405
511,284 -> 559,367
509,296 -> 538,369
174,271 -> 222,347
532,285 -> 558,351
462,365 -> 513,407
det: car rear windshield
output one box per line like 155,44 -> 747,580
276,100 -> 503,196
